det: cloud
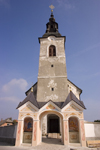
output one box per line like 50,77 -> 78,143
0,78 -> 28,103
0,0 -> 10,8
0,96 -> 20,102
56,0 -> 75,10
2,78 -> 28,93
87,72 -> 100,78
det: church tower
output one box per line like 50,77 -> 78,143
37,11 -> 68,102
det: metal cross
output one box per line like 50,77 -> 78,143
49,5 -> 55,12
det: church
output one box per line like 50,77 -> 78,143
15,9 -> 86,147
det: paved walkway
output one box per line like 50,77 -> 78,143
0,138 -> 99,150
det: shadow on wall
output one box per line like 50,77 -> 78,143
0,124 -> 17,146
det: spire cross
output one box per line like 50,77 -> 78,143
49,5 -> 55,12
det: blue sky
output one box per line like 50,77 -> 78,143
0,0 -> 100,121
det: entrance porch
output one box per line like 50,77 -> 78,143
15,102 -> 86,147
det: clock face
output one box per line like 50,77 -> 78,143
48,36 -> 55,41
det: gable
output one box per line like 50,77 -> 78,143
62,101 -> 83,112
19,101 -> 38,112
67,79 -> 82,99
67,79 -> 82,94
21,105 -> 35,112
65,104 -> 81,112
62,102 -> 84,119
46,104 -> 55,109
39,101 -> 61,112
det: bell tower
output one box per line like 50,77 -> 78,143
37,11 -> 68,102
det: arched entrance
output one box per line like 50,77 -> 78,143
23,117 -> 33,143
39,111 -> 63,144
68,117 -> 80,143
47,114 -> 60,133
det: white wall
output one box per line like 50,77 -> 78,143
84,122 -> 100,138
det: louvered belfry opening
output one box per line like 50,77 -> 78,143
49,45 -> 56,56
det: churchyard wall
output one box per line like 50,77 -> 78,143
0,124 -> 17,145
84,121 -> 100,140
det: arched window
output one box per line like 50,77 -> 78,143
49,45 -> 56,56
23,117 -> 33,143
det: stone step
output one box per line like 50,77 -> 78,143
48,133 -> 61,139
21,143 -> 32,147
69,143 -> 81,147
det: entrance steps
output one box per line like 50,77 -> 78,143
69,143 -> 81,147
48,133 -> 61,139
21,143 -> 32,147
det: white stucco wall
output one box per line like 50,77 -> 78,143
84,122 -> 100,138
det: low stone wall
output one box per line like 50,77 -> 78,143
84,121 -> 100,141
0,124 -> 17,145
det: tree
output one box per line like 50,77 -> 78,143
13,120 -> 18,125
94,120 -> 100,122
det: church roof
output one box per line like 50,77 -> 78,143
16,91 -> 39,109
0,118 -> 13,126
61,91 -> 86,109
17,90 -> 85,110
25,82 -> 37,96
38,101 -> 64,109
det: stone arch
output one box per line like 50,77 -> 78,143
67,114 -> 80,120
22,115 -> 34,121
38,110 -> 64,119
38,110 -> 64,144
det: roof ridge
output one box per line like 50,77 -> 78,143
17,92 -> 39,109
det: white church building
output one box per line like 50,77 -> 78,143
15,9 -> 100,148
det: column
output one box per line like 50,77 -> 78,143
15,120 -> 23,146
32,120 -> 39,146
80,119 -> 86,147
63,120 -> 69,145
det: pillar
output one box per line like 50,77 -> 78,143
15,120 -> 23,146
80,119 -> 86,147
32,120 -> 39,146
63,120 -> 68,145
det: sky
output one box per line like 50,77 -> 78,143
0,0 -> 100,122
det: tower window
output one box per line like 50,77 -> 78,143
51,88 -> 54,91
49,45 -> 56,56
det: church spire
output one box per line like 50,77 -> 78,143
42,5 -> 61,38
